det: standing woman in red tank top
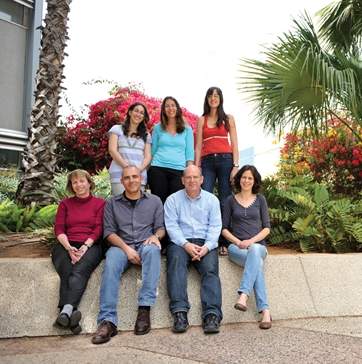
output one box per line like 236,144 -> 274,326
195,87 -> 239,255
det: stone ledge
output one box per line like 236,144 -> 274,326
1,253 -> 361,338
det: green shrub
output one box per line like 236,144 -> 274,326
264,176 -> 362,253
0,175 -> 18,202
0,199 -> 58,241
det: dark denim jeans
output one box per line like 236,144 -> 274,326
166,240 -> 223,320
201,153 -> 233,247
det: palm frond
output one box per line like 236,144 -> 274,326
318,0 -> 362,54
239,10 -> 362,138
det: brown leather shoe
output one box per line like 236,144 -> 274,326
91,320 -> 117,344
134,308 -> 151,335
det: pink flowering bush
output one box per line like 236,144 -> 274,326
59,86 -> 199,173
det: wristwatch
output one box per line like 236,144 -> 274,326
84,242 -> 92,249
233,163 -> 239,168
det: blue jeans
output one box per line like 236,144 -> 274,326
228,243 -> 269,312
201,153 -> 233,207
97,244 -> 161,327
166,241 -> 223,320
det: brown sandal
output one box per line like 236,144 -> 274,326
219,246 -> 228,256
234,303 -> 247,312
259,315 -> 272,330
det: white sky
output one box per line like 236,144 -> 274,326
62,0 -> 332,176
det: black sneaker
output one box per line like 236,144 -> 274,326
202,313 -> 220,334
70,324 -> 82,335
172,311 -> 189,333
54,313 -> 70,328
70,310 -> 81,328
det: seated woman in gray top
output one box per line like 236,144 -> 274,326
221,165 -> 272,329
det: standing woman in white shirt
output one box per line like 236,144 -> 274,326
108,103 -> 152,195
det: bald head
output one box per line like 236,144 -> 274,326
182,165 -> 204,197
183,165 -> 202,177
122,165 -> 141,178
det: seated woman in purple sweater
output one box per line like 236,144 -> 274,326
222,165 -> 272,329
52,169 -> 105,334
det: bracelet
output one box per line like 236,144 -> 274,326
233,163 -> 239,168
84,243 -> 91,249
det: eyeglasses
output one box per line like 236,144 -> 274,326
184,176 -> 201,181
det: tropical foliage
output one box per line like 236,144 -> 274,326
240,0 -> 362,142
59,86 -> 198,173
0,174 -> 18,202
264,176 -> 362,253
0,199 -> 57,233
16,0 -> 72,206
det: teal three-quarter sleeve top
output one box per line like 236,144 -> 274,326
151,123 -> 194,170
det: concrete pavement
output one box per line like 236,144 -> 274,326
1,316 -> 362,363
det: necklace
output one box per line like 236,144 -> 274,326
234,194 -> 256,216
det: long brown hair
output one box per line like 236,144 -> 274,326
203,87 -> 229,131
160,96 -> 185,133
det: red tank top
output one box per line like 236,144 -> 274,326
201,116 -> 232,157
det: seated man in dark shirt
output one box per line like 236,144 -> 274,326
92,165 -> 165,344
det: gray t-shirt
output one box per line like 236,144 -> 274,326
108,125 -> 151,184
222,194 -> 271,246
103,192 -> 164,246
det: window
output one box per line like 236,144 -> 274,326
0,0 -> 31,27
0,149 -> 20,168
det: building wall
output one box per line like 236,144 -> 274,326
0,0 -> 43,168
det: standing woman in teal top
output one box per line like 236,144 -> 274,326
148,96 -> 194,204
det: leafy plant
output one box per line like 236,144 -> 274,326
239,5 -> 362,141
0,175 -> 18,202
264,176 -> 362,252
0,199 -> 37,232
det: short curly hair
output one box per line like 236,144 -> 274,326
66,169 -> 95,194
233,165 -> 262,194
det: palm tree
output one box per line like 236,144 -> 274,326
239,0 -> 362,142
16,0 -> 72,206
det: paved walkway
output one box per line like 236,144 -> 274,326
1,317 -> 361,363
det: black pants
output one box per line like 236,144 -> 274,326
147,166 -> 183,204
148,166 -> 184,250
51,242 -> 103,308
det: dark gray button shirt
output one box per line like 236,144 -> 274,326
103,192 -> 164,245
222,194 -> 271,246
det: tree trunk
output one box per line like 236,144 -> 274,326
16,0 -> 72,206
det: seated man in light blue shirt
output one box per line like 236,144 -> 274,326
164,165 -> 222,334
